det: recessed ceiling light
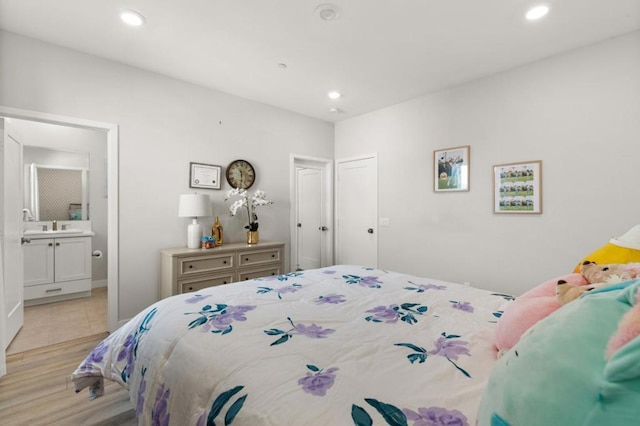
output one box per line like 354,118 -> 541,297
525,4 -> 550,21
328,91 -> 341,100
120,9 -> 146,27
329,107 -> 341,113
315,4 -> 340,21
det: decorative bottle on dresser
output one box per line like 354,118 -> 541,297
212,216 -> 224,246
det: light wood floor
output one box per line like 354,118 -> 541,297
7,287 -> 108,355
0,333 -> 135,425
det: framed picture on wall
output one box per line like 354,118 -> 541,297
189,162 -> 222,190
493,160 -> 542,214
433,145 -> 470,192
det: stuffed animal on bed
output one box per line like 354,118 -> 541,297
494,273 -> 589,352
556,261 -> 640,305
479,280 -> 640,426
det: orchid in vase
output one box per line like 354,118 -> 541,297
224,188 -> 274,232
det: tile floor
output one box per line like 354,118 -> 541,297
6,287 -> 108,355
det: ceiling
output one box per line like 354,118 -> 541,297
1,1 -> 639,123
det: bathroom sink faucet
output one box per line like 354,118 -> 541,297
52,220 -> 58,231
22,208 -> 34,222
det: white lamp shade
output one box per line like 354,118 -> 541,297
178,194 -> 212,218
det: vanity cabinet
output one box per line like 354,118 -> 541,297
23,236 -> 92,302
160,241 -> 285,298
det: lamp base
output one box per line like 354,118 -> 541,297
187,219 -> 203,249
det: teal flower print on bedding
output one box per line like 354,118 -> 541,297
256,283 -> 302,299
196,385 -> 248,426
257,271 -> 304,282
342,274 -> 383,288
298,364 -> 339,396
351,398 -> 469,426
394,332 -> 472,378
404,281 -> 447,293
315,293 -> 347,305
113,306 -> 157,383
264,316 -> 335,346
185,304 -> 256,335
365,303 -> 428,325
450,300 -> 474,313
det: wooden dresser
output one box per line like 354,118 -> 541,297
159,241 -> 285,298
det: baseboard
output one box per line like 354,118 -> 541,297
92,279 -> 107,289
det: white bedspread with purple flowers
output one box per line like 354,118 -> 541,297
72,265 -> 512,426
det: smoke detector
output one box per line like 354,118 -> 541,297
315,4 -> 340,21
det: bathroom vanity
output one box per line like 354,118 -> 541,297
22,224 -> 94,305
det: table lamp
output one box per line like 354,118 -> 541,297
178,193 -> 212,248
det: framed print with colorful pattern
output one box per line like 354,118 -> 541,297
493,160 -> 542,214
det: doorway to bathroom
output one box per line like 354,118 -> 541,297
0,107 -> 118,366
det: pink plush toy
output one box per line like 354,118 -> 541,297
606,287 -> 640,358
494,273 -> 589,352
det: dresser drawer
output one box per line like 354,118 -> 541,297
237,248 -> 281,268
179,274 -> 235,293
238,266 -> 282,281
178,253 -> 234,278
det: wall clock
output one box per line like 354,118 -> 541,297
226,159 -> 256,189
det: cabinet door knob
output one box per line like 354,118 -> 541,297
48,243 -> 53,247
189,265 -> 193,269
223,260 -> 227,264
271,254 -> 275,258
55,242 -> 60,246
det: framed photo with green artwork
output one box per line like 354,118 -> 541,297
493,160 -> 542,214
433,145 -> 470,192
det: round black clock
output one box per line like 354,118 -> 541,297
225,159 -> 256,189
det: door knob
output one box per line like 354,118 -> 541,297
367,228 -> 374,234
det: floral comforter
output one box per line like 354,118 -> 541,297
72,265 -> 512,425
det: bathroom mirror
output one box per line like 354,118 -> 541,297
23,146 -> 90,221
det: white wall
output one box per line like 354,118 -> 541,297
0,31 -> 334,320
16,120 -> 108,283
336,31 -> 640,296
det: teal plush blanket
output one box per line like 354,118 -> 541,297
478,280 -> 640,425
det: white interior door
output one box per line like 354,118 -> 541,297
290,155 -> 333,271
1,118 -> 24,376
296,167 -> 322,270
336,155 -> 378,267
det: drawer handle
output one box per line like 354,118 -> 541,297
46,288 -> 62,293
245,258 -> 249,261
189,265 -> 193,269
271,254 -> 275,258
188,287 -> 193,291
223,260 -> 227,264
271,272 -> 276,275
223,281 -> 227,284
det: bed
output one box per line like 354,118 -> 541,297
72,265 -> 512,425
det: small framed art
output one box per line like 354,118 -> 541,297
493,160 -> 542,214
189,162 -> 222,190
434,145 -> 470,192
